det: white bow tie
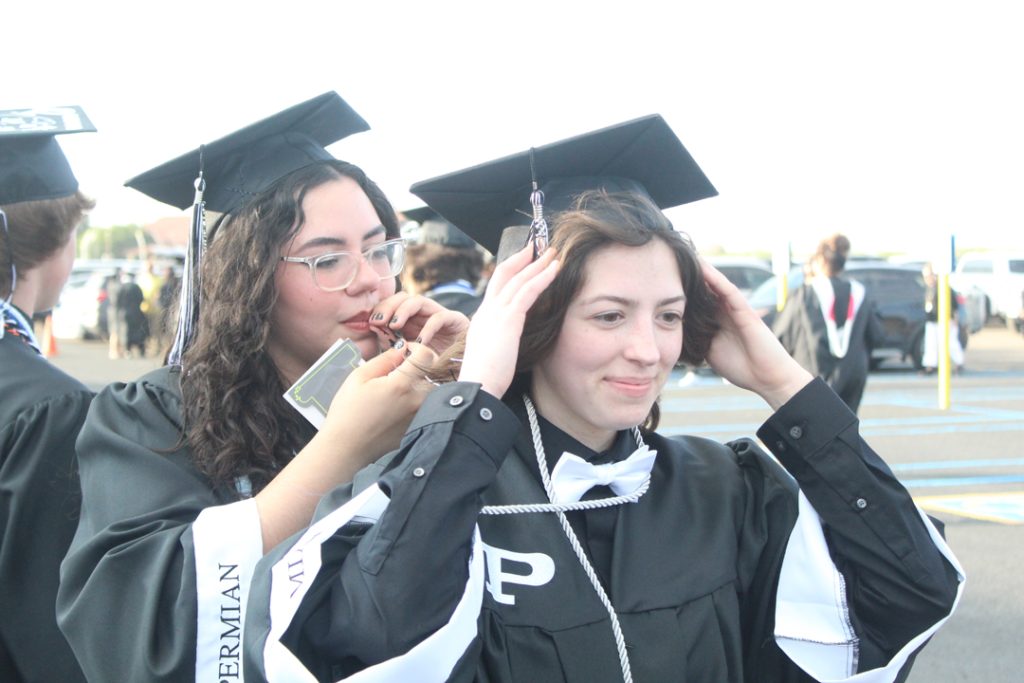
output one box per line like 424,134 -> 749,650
549,445 -> 658,504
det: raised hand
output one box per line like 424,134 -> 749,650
701,259 -> 812,410
457,244 -> 560,398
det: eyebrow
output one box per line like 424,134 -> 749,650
579,294 -> 687,307
295,224 -> 386,252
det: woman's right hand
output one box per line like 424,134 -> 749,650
457,244 -> 560,398
321,344 -> 438,466
256,344 -> 439,553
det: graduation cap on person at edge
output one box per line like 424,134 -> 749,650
123,91 -> 370,367
0,105 -> 96,206
409,114 -> 717,262
401,206 -> 478,250
1,106 -> 95,308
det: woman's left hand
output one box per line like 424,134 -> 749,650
701,260 -> 813,410
370,292 -> 469,354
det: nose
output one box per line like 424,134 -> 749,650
623,321 -> 661,365
344,253 -> 384,297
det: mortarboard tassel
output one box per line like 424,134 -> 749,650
168,147 -> 207,367
527,147 -> 549,259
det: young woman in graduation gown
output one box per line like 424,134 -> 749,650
56,94 -> 468,683
772,234 -> 884,414
245,189 -> 963,682
0,113 -> 95,683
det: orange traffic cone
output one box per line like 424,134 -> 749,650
43,313 -> 58,358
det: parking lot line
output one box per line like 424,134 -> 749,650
914,491 -> 1024,525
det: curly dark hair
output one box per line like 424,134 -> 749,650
180,160 -> 399,492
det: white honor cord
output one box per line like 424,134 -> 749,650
480,395 -> 646,683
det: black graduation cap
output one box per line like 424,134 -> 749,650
0,106 -> 96,206
124,91 -> 369,214
401,206 -> 478,249
409,114 -> 717,257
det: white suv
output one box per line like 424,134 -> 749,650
952,252 -> 1024,329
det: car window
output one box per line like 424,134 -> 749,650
849,269 -> 925,304
717,266 -> 772,291
747,267 -> 804,308
1009,260 -> 1024,274
962,260 -> 993,273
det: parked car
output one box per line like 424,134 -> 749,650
51,268 -> 118,340
749,262 -> 970,369
952,251 -> 1024,330
706,256 -> 774,296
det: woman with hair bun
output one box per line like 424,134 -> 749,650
773,233 -> 883,413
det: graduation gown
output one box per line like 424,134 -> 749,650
57,366 -> 265,682
773,277 -> 882,413
245,379 -> 963,683
427,281 -> 483,317
0,321 -> 92,683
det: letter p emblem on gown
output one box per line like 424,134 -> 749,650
481,541 -> 555,605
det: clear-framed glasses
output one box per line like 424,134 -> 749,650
280,238 -> 406,292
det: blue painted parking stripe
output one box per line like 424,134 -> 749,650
890,458 -> 1024,472
900,475 -> 1024,488
915,492 -> 1024,524
659,420 -> 1024,439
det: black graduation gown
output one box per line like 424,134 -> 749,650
773,277 -> 882,413
57,366 -> 266,682
244,379 -> 962,683
427,283 -> 483,317
0,328 -> 92,683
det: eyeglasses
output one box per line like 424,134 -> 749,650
280,238 -> 406,292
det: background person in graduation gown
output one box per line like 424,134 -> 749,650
772,234 -> 884,413
245,117 -> 963,683
0,106 -> 96,683
56,93 -> 467,683
115,270 -> 148,357
402,207 -> 485,316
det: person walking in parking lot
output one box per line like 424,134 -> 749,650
773,233 -> 883,413
920,261 -> 965,374
0,105 -> 95,683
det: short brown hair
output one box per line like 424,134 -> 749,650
513,190 -> 719,428
0,191 -> 95,296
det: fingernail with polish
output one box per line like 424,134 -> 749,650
389,316 -> 399,326
415,337 -> 422,344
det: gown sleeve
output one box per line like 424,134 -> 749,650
1,386 -> 92,683
753,377 -> 964,681
56,371 -> 263,683
244,382 -> 519,683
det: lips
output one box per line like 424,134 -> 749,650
606,377 -> 656,398
342,311 -> 372,331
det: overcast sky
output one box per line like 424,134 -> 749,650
6,0 -> 1022,260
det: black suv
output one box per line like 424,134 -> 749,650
749,262 -> 969,370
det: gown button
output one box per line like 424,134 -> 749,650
449,395 -> 465,407
789,426 -> 803,439
413,467 -> 426,478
